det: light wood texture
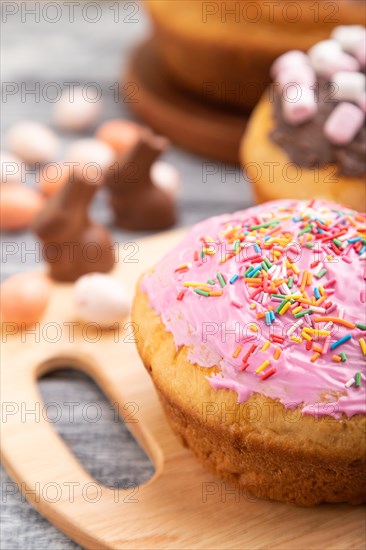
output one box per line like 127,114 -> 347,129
1,229 -> 365,550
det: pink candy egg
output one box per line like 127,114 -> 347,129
324,102 -> 364,146
96,119 -> 141,156
73,273 -> 130,327
0,183 -> 45,231
1,272 -> 52,325
54,87 -> 102,132
1,151 -> 23,183
6,121 -> 59,164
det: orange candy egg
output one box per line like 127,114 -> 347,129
0,183 -> 45,231
95,119 -> 141,156
1,273 -> 52,325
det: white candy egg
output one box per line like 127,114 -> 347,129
54,87 -> 102,132
151,161 -> 181,199
66,138 -> 115,181
73,273 -> 130,327
1,151 -> 23,183
6,121 -> 59,164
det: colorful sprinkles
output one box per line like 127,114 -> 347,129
173,200 -> 366,389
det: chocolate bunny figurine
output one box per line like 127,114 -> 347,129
106,128 -> 177,230
32,169 -> 115,282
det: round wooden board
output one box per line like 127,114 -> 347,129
1,229 -> 365,549
125,39 -> 249,163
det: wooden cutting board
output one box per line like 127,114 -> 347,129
1,229 -> 365,550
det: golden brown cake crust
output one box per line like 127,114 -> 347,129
146,0 -> 365,109
240,96 -> 366,210
132,282 -> 366,506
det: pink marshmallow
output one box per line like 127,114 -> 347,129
276,64 -> 316,90
324,102 -> 364,146
358,92 -> 366,114
315,51 -> 359,78
353,33 -> 366,67
282,88 -> 317,125
270,50 -> 309,78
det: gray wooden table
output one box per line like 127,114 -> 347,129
1,3 -> 253,548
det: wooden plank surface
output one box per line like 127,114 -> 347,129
2,230 -> 365,550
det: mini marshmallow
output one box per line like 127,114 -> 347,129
1,151 -> 23,183
276,64 -> 316,90
308,40 -> 359,78
358,92 -> 366,114
353,33 -> 366,67
151,161 -> 181,199
54,87 -> 102,132
270,50 -> 309,78
331,25 -> 366,53
66,138 -> 115,182
73,273 -> 130,327
6,121 -> 59,164
332,72 -> 365,103
324,102 -> 364,146
282,88 -> 317,125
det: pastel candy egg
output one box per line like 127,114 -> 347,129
73,273 -> 130,327
0,183 -> 45,231
282,88 -> 317,125
1,273 -> 52,325
332,72 -> 365,103
54,87 -> 102,132
331,25 -> 365,54
66,139 -> 115,182
1,151 -> 23,183
270,50 -> 310,78
39,163 -> 68,196
324,102 -> 364,146
6,121 -> 59,164
308,40 -> 359,78
151,161 -> 181,199
95,119 -> 141,156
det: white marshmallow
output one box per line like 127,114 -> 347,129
151,161 -> 181,199
54,87 -> 102,132
73,273 -> 130,327
66,138 -> 115,182
1,151 -> 23,183
331,25 -> 366,53
332,72 -> 365,102
282,87 -> 317,125
6,121 -> 59,164
308,40 -> 359,77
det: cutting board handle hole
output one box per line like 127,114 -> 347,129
38,365 -> 155,490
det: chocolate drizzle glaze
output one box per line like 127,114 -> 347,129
270,79 -> 366,177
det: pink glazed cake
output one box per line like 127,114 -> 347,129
133,199 -> 366,505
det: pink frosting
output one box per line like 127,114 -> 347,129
141,200 -> 366,419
